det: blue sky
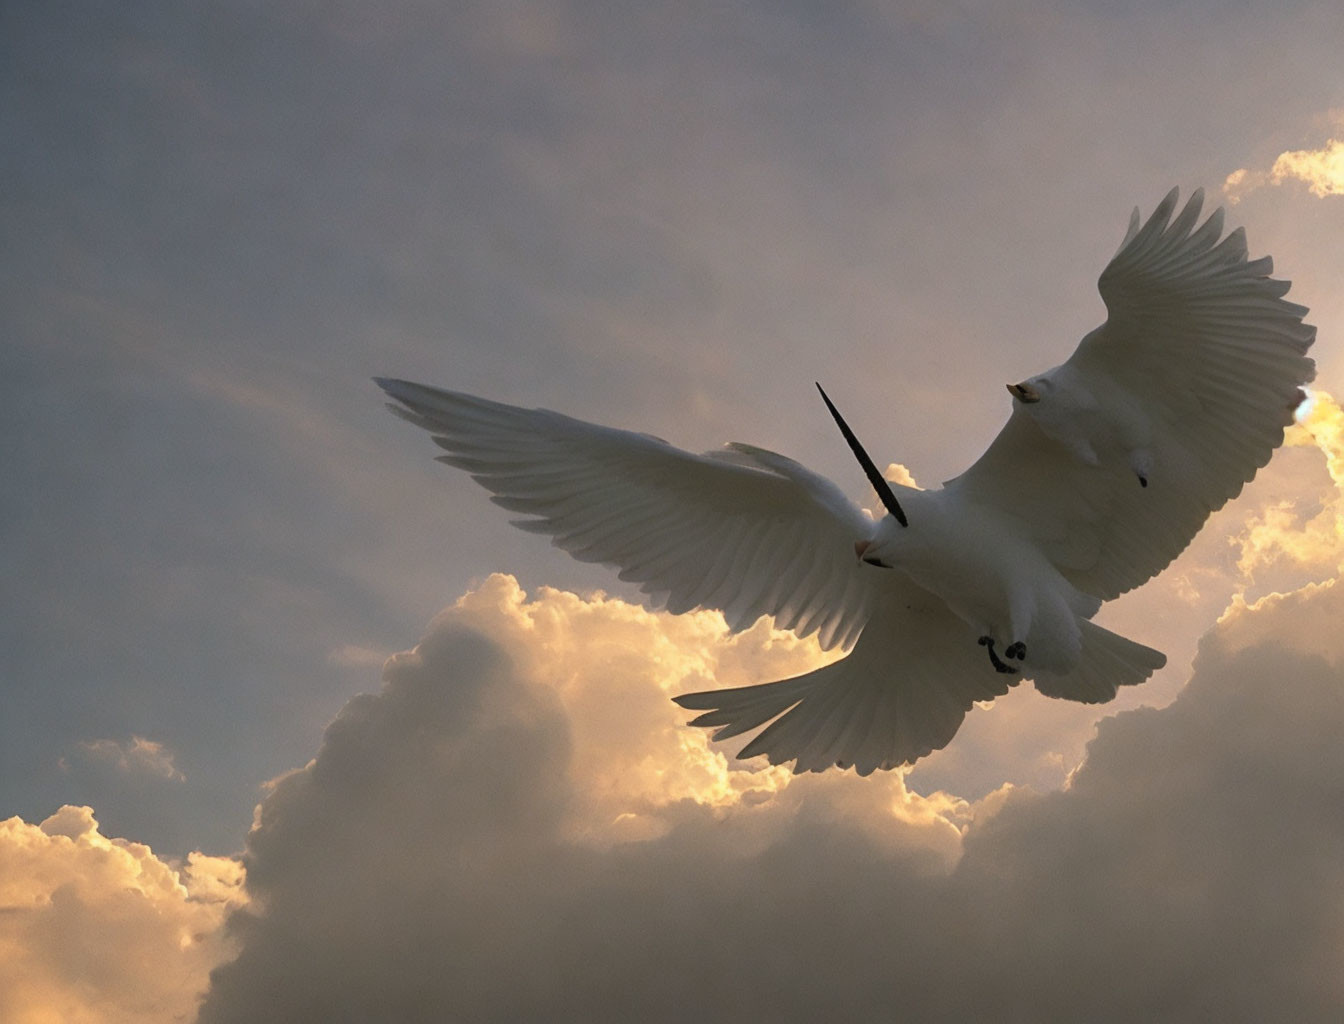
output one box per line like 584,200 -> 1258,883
3,2 -> 1343,1018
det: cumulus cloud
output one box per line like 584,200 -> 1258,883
72,736 -> 186,782
947,584 -> 1344,1020
1235,390 -> 1344,586
199,574 -> 1344,1021
1224,138 -> 1344,202
884,461 -> 920,490
0,806 -> 245,1024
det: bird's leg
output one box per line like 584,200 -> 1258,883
978,636 -> 1019,674
1005,641 -> 1026,661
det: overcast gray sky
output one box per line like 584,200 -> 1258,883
3,1 -> 1342,1019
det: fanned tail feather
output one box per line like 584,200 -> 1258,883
1031,619 -> 1166,703
674,619 -> 1016,775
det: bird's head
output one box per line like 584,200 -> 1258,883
1006,376 -> 1053,404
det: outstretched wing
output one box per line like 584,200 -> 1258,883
675,581 -> 1018,773
948,188 -> 1315,600
378,379 -> 875,649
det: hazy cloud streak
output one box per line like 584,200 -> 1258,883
73,736 -> 186,782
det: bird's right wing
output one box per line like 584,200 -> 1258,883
946,188 -> 1314,600
378,379 -> 876,649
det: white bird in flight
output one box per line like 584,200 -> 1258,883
379,188 -> 1315,775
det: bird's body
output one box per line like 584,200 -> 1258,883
862,485 -> 1101,673
379,188 -> 1315,774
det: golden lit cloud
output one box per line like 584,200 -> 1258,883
1224,138 -> 1344,202
1271,139 -> 1344,197
1234,390 -> 1344,583
440,574 -> 965,848
852,462 -> 920,518
0,806 -> 245,1024
885,462 -> 920,489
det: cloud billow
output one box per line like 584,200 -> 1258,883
0,806 -> 244,1023
1224,138 -> 1344,203
198,577 -> 1344,1022
948,624 -> 1344,1019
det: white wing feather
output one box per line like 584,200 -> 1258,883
948,188 -> 1315,599
377,379 -> 875,649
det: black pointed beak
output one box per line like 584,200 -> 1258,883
816,383 -> 908,528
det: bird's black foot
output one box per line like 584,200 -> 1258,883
1138,474 -> 1148,488
978,636 -> 1019,674
1005,641 -> 1026,661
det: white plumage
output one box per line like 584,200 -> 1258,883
379,188 -> 1315,774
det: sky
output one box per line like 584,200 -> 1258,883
2,0 -> 1343,1020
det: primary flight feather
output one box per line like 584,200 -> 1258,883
379,188 -> 1315,774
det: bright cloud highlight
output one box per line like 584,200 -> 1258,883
1224,138 -> 1344,202
1235,390 -> 1344,583
0,806 -> 245,1024
368,575 -> 963,847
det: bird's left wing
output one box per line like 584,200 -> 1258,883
378,379 -> 875,649
946,188 -> 1315,600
